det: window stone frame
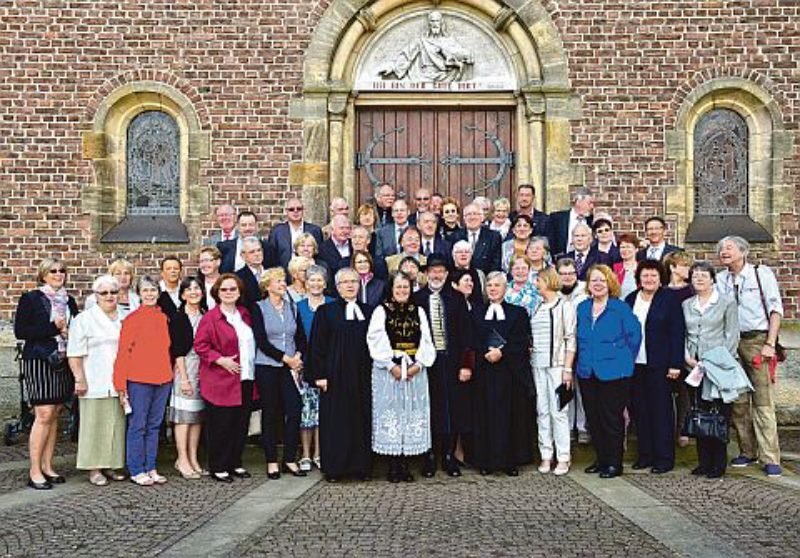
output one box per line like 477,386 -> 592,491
666,77 -> 794,244
82,81 -> 211,248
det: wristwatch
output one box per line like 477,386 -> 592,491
765,341 -> 776,348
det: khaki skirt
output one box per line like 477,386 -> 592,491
76,397 -> 126,470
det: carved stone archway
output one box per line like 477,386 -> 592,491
291,0 -> 581,224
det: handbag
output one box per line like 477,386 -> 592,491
753,265 -> 787,363
681,405 -> 729,443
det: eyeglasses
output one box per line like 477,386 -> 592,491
96,290 -> 119,296
595,227 -> 611,233
416,196 -> 430,201
198,258 -> 217,264
558,271 -> 577,276
287,207 -> 303,212
219,287 -> 239,293
443,208 -> 458,214
48,268 -> 66,274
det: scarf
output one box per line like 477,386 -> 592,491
40,284 -> 69,351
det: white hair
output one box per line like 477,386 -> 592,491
451,240 -> 472,258
717,235 -> 749,258
92,274 -> 119,293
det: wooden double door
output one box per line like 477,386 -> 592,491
355,107 -> 515,208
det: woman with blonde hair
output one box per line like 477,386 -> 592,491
85,259 -> 140,319
489,197 -> 512,239
287,256 -> 312,302
14,258 -> 79,489
531,267 -> 576,476
252,267 -> 308,478
198,246 -> 222,309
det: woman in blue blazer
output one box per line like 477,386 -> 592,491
576,264 -> 642,478
624,260 -> 686,474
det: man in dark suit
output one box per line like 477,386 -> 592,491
234,236 -> 267,308
637,216 -> 682,261
452,202 -> 502,274
375,183 -> 396,227
375,199 -> 410,258
267,197 -> 323,270
560,222 -> 611,281
417,211 -> 451,264
318,215 -> 353,287
408,187 -> 432,226
218,211 -> 271,273
508,184 -> 550,240
204,204 -> 238,245
548,186 -> 594,256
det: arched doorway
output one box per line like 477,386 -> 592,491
293,0 -> 581,224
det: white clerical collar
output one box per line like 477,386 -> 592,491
344,300 -> 365,321
485,302 -> 506,321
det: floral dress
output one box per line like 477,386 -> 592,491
297,296 -> 331,429
505,280 -> 541,317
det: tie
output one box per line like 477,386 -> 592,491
575,252 -> 584,274
470,231 -> 478,249
430,292 -> 447,351
424,240 -> 432,257
647,247 -> 658,260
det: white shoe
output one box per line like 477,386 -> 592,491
553,461 -> 570,476
148,470 -> 168,484
538,460 -> 552,474
299,457 -> 313,472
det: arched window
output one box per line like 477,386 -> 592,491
693,108 -> 748,216
127,111 -> 180,216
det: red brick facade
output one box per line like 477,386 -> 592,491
0,0 -> 797,320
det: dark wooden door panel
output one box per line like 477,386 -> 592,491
356,107 -> 515,209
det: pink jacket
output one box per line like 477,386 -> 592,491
613,262 -> 628,286
194,305 -> 258,407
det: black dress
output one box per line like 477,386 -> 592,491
307,299 -> 373,479
472,301 -> 535,471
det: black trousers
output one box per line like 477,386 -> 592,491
255,364 -> 301,463
204,380 -> 253,474
630,364 -> 675,468
581,375 -> 630,470
695,395 -> 732,476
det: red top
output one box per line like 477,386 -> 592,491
113,305 -> 173,389
613,262 -> 628,285
194,305 -> 258,407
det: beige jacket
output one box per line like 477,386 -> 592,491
532,297 -> 577,368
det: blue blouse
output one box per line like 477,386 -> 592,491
297,296 -> 333,339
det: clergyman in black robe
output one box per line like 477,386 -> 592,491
307,269 -> 373,482
472,274 -> 535,476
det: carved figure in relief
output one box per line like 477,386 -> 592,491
379,11 -> 474,83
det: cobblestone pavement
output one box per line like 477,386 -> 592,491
234,471 -> 674,557
625,472 -> 800,558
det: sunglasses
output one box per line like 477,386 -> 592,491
96,290 -> 119,296
595,227 -> 611,233
416,196 -> 430,201
287,207 -> 303,212
48,268 -> 66,274
219,287 -> 239,293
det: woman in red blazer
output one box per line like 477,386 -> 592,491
194,273 -> 257,483
613,233 -> 641,300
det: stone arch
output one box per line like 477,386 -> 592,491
665,77 -> 794,244
293,0 -> 580,225
82,80 -> 211,248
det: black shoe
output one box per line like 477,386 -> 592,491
599,466 -> 622,479
421,451 -> 436,478
631,462 -> 651,470
444,454 -> 461,477
267,468 -> 281,480
43,473 -> 66,484
283,463 -> 308,477
400,460 -> 415,482
505,467 -> 519,477
584,463 -> 601,474
211,473 -> 233,483
650,466 -> 672,474
705,470 -> 724,479
479,468 -> 491,476
358,473 -> 372,482
231,468 -> 251,479
325,475 -> 339,483
27,477 -> 52,490
691,466 -> 709,476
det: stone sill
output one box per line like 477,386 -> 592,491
100,216 -> 190,244
684,215 -> 773,244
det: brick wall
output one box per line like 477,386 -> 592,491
0,0 -> 798,320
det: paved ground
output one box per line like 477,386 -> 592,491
0,439 -> 798,557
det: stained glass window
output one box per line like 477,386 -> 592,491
126,111 -> 180,215
693,108 -> 748,215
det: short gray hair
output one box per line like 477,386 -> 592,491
572,186 -> 593,203
306,265 -> 328,284
717,235 -> 749,258
486,271 -> 508,286
92,274 -> 119,293
136,275 -> 160,294
335,267 -> 358,285
451,240 -> 472,258
531,235 -> 551,253
241,236 -> 262,253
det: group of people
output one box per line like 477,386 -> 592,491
14,182 -> 786,489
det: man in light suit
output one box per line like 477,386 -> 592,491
218,211 -> 270,273
451,202 -> 502,274
549,187 -> 594,256
267,197 -> 323,270
204,204 -> 237,245
637,216 -> 682,261
375,199 -> 410,258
